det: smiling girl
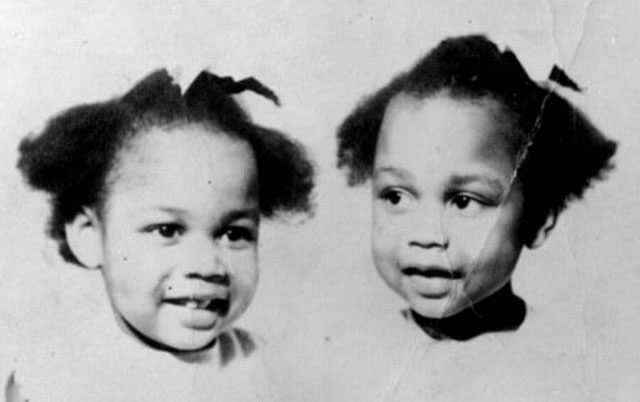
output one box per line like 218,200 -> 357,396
8,70 -> 314,401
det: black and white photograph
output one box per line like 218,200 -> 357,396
1,1 -> 639,400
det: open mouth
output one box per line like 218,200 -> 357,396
401,266 -> 463,280
164,297 -> 230,314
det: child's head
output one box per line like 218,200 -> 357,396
18,70 -> 314,352
337,35 -> 616,319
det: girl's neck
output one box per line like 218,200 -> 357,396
409,283 -> 526,341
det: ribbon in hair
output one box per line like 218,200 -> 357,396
188,71 -> 280,106
502,49 -> 582,93
548,65 -> 582,92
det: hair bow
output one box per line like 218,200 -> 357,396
502,48 -> 582,93
187,71 -> 280,106
548,65 -> 582,92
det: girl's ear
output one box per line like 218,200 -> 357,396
525,211 -> 558,249
65,207 -> 103,269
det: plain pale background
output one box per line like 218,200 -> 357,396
1,0 -> 639,398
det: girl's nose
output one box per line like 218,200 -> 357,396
184,236 -> 230,282
407,204 -> 449,249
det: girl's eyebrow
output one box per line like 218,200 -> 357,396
133,206 -> 188,216
134,205 -> 260,225
131,206 -> 258,222
448,174 -> 506,193
222,208 -> 260,223
373,165 -> 415,181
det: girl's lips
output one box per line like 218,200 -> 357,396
164,296 -> 230,314
406,275 -> 453,298
169,303 -> 225,330
401,266 -> 464,279
163,285 -> 230,309
163,296 -> 231,330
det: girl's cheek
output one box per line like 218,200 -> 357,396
452,211 -> 499,243
372,218 -> 395,252
371,213 -> 387,242
227,248 -> 258,277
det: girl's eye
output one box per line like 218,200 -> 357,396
449,194 -> 486,216
220,226 -> 256,247
452,195 -> 472,209
149,224 -> 184,240
384,191 -> 403,205
379,188 -> 413,212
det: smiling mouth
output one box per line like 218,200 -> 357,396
164,297 -> 230,314
401,267 -> 463,280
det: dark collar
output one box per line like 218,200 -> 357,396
408,283 -> 526,341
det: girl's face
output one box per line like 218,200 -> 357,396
372,94 -> 526,319
97,124 -> 259,351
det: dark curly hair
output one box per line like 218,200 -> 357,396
337,35 -> 617,241
18,69 -> 315,265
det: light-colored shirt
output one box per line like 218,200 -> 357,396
267,302 -> 586,401
6,269 -> 272,402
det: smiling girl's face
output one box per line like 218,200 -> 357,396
92,124 -> 259,351
372,93 -> 528,319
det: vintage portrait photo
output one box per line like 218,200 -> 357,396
1,1 -> 638,400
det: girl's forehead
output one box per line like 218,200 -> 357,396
375,94 -> 517,181
107,124 -> 257,196
377,94 -> 514,162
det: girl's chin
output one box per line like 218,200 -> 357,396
165,326 -> 225,352
152,331 -> 222,355
122,317 -> 220,354
171,337 -> 219,353
407,297 -> 466,319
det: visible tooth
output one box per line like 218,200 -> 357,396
199,299 -> 212,309
185,301 -> 197,309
